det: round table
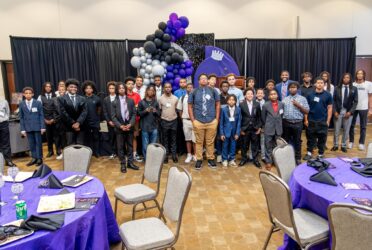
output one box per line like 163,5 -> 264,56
0,171 -> 120,250
280,158 -> 372,250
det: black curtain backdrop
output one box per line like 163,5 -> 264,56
245,38 -> 356,88
10,36 -> 129,95
215,39 -> 246,76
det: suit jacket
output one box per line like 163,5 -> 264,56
261,101 -> 284,136
19,99 -> 45,132
333,85 -> 358,114
102,95 -> 116,122
58,94 -> 87,131
39,94 -> 57,120
219,106 -> 241,138
239,100 -> 262,131
111,96 -> 136,131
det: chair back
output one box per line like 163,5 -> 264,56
366,143 -> 372,157
259,171 -> 299,239
63,144 -> 92,174
144,143 -> 166,183
328,203 -> 372,250
0,153 -> 4,175
273,144 -> 296,184
276,137 -> 288,146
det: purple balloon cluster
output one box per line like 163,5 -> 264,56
164,59 -> 194,89
165,13 -> 189,42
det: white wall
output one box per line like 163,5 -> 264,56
0,0 -> 371,61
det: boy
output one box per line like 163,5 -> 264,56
0,97 -> 16,166
154,75 -> 163,100
300,72 -> 314,99
103,81 -> 117,159
19,87 -> 45,166
216,80 -> 229,163
227,73 -> 244,103
208,74 -> 221,95
174,78 -> 187,99
133,75 -> 146,99
255,88 -> 266,162
246,77 -> 256,95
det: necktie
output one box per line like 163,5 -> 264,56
343,86 -> 348,109
27,101 -> 31,111
202,88 -> 207,117
281,83 -> 287,100
71,95 -> 76,108
121,98 -> 129,121
47,94 -> 50,100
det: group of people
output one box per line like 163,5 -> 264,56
0,69 -> 370,172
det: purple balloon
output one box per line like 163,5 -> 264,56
166,20 -> 173,29
174,77 -> 181,85
179,16 -> 189,28
185,68 -> 193,76
165,27 -> 171,34
171,29 -> 176,35
179,69 -> 186,77
174,65 -> 180,69
166,65 -> 173,71
169,79 -> 174,84
169,13 -> 178,21
181,63 -> 186,69
185,60 -> 193,68
176,28 -> 185,38
171,36 -> 176,42
173,69 -> 178,74
166,72 -> 174,79
173,20 -> 182,29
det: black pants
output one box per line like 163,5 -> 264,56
66,130 -> 85,146
241,129 -> 259,161
283,120 -> 303,160
45,123 -> 57,153
306,120 -> 328,155
0,121 -> 11,161
108,125 -> 117,155
116,130 -> 134,164
161,119 -> 177,156
84,127 -> 100,156
350,109 -> 368,145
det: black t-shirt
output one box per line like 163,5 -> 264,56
220,93 -> 228,107
84,95 -> 101,128
300,84 -> 314,99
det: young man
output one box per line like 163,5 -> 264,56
111,81 -> 139,173
59,79 -> 87,145
300,72 -> 314,99
246,77 -> 256,95
332,73 -> 358,153
349,69 -> 372,151
239,88 -> 262,168
82,81 -> 101,158
216,80 -> 229,163
264,79 -> 276,101
53,85 -> 66,160
227,73 -> 244,103
19,87 -> 45,166
0,97 -> 16,166
174,78 -> 187,99
188,73 -> 220,170
55,81 -> 65,97
159,82 -> 179,163
282,82 -> 309,164
275,70 -> 295,101
154,75 -> 163,100
125,77 -> 143,162
255,88 -> 266,162
103,81 -> 117,159
38,82 -> 57,157
133,75 -> 146,99
177,83 -> 196,163
303,77 -> 333,160
320,71 -> 335,96
208,74 -> 221,95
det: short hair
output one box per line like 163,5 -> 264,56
355,69 -> 366,81
288,81 -> 300,89
106,81 -> 117,90
135,75 -> 143,80
244,88 -> 255,96
65,78 -> 80,88
82,80 -> 97,93
314,77 -> 324,83
208,74 -> 217,79
164,82 -> 172,88
22,87 -> 34,93
226,94 -> 237,103
265,79 -> 276,86
198,73 -> 208,81
226,73 -> 236,79
180,78 -> 187,82
301,72 -> 313,79
246,76 -> 256,84
280,70 -> 290,75
256,88 -> 264,93
220,80 -> 229,87
269,89 -> 278,95
124,77 -> 135,85
186,82 -> 194,87
154,75 -> 162,79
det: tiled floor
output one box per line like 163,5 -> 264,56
10,126 -> 369,250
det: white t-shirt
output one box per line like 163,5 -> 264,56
177,93 -> 190,119
133,86 -> 146,100
353,81 -> 372,110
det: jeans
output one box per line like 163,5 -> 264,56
27,131 -> 43,159
333,110 -> 353,147
283,120 -> 303,160
222,137 -> 237,161
349,109 -> 368,145
307,120 -> 328,155
142,129 -> 158,158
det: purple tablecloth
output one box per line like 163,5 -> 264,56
0,171 -> 120,249
279,158 -> 372,250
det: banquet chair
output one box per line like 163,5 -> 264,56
366,143 -> 372,157
275,137 -> 288,146
63,144 -> 92,174
115,143 -> 166,220
259,171 -> 329,250
119,166 -> 192,250
0,152 -> 4,174
328,203 -> 372,250
273,144 -> 296,184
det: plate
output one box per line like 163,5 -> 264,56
61,175 -> 93,187
0,220 -> 34,246
3,172 -> 33,183
37,192 -> 75,213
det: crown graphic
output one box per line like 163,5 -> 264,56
211,50 -> 224,61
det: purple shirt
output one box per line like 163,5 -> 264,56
119,95 -> 129,121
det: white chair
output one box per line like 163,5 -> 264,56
328,203 -> 372,250
259,171 -> 329,250
366,143 -> 372,157
273,144 -> 296,184
115,143 -> 166,220
0,152 -> 4,174
63,144 -> 92,174
119,166 -> 192,250
276,137 -> 288,147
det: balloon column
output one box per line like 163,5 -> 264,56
130,13 -> 194,90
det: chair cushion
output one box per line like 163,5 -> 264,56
120,217 -> 175,250
115,184 -> 156,203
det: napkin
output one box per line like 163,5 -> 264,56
359,158 -> 372,167
310,170 -> 337,186
307,159 -> 330,172
32,164 -> 52,178
21,213 -> 65,231
351,165 -> 372,177
39,174 -> 63,189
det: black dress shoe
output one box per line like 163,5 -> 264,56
341,147 -> 347,153
46,152 -> 54,158
35,159 -> 43,166
303,154 -> 312,161
239,159 -> 248,166
253,159 -> 262,169
207,160 -> 217,167
163,157 -> 168,164
127,162 -> 140,170
172,155 -> 178,163
330,146 -> 338,151
120,163 -> 127,173
26,158 -> 37,166
195,160 -> 202,170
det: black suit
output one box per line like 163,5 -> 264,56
333,85 -> 358,114
239,100 -> 261,161
39,94 -> 57,154
59,94 -> 87,145
111,96 -> 136,164
53,96 -> 66,154
103,95 -> 117,155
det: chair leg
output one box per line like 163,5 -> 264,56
132,203 -> 139,220
121,242 -> 125,250
262,225 -> 275,250
154,199 -> 166,223
114,198 -> 118,219
142,202 -> 147,210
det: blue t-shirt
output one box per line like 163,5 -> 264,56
307,90 -> 333,122
188,86 -> 220,123
174,88 -> 187,99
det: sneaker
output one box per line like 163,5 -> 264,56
317,154 -> 324,159
303,153 -> 312,161
185,154 -> 193,163
222,160 -> 228,168
134,153 -> 143,162
229,160 -> 237,167
358,144 -> 365,151
208,160 -> 217,169
195,160 -> 202,170
216,155 -> 222,163
348,142 -> 353,149
56,154 -> 63,160
192,155 -> 197,162
108,154 -> 116,160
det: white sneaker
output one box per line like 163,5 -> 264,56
229,160 -> 237,167
348,142 -> 353,149
134,153 -> 143,162
222,160 -> 228,168
108,154 -> 116,160
185,154 -> 192,163
56,154 -> 63,160
358,144 -> 365,151
192,155 -> 197,162
216,155 -> 222,163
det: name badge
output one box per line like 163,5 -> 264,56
229,117 -> 235,122
165,103 -> 171,108
205,94 -> 211,100
279,109 -> 283,114
31,107 -> 38,112
0,110 -> 5,117
314,97 -> 320,102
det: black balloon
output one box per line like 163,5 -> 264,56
162,42 -> 171,50
154,54 -> 160,60
146,34 -> 155,41
171,53 -> 179,62
162,33 -> 171,42
154,38 -> 162,48
144,41 -> 157,54
158,22 -> 167,31
168,48 -> 175,54
165,55 -> 171,63
160,56 -> 165,61
155,29 -> 164,39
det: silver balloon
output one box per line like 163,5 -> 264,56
140,56 -> 146,63
146,59 -> 152,64
132,48 -> 140,56
149,73 -> 154,78
141,63 -> 147,68
130,56 -> 141,68
145,73 -> 150,78
150,78 -> 154,83
151,60 -> 160,66
145,65 -> 152,73
140,49 -> 145,56
145,53 -> 152,59
139,68 -> 146,76
151,64 -> 165,76
161,61 -> 168,68
143,78 -> 150,85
